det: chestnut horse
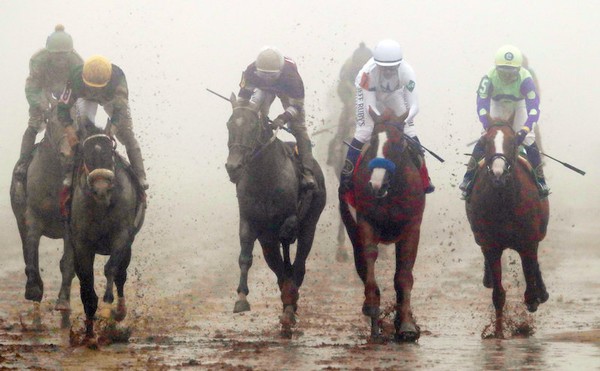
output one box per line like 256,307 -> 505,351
340,109 -> 425,342
465,121 -> 549,337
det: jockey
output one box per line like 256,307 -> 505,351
237,46 -> 317,189
339,39 -> 434,194
459,45 -> 549,198
14,25 -> 83,181
327,42 -> 372,167
57,55 -> 149,211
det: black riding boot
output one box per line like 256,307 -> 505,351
14,126 -> 37,181
460,139 -> 485,199
526,142 -> 550,197
289,121 -> 316,190
127,146 -> 149,190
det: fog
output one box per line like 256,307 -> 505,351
1,1 -> 598,296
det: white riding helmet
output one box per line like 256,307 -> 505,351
373,39 -> 403,66
255,46 -> 284,73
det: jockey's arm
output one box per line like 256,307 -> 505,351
476,75 -> 492,130
353,82 -> 377,144
25,54 -> 45,112
520,77 -> 540,131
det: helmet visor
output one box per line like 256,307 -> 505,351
255,70 -> 281,82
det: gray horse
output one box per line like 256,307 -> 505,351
225,95 -> 326,337
10,97 -> 76,324
68,125 -> 145,343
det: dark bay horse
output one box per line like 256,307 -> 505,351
69,124 -> 146,343
225,95 -> 326,337
10,96 -> 75,323
465,121 -> 549,337
340,109 -> 425,342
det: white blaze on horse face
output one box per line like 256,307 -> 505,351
369,131 -> 388,190
492,130 -> 506,177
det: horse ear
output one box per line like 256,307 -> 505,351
368,106 -> 381,122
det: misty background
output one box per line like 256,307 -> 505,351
1,1 -> 598,298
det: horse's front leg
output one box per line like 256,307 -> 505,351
357,221 -> 381,340
483,248 -> 505,338
518,243 -> 549,313
22,211 -> 44,303
99,230 -> 132,322
56,228 -> 75,312
234,218 -> 258,313
393,223 -> 421,342
74,245 -> 98,343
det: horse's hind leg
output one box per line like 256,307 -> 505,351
484,248 -> 505,338
56,233 -> 75,312
234,219 -> 258,313
518,244 -> 549,313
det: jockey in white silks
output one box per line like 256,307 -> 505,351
339,39 -> 434,195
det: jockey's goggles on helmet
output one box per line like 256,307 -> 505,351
255,70 -> 281,82
496,65 -> 519,82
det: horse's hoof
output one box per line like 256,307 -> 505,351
279,306 -> 296,327
85,336 -> 99,350
55,300 -> 71,312
280,328 -> 293,339
362,304 -> 380,318
112,308 -> 127,322
394,322 -> 420,342
526,300 -> 539,313
233,300 -> 251,313
368,333 -> 386,344
25,285 -> 42,302
98,307 -> 112,319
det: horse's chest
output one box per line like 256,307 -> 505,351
238,192 -> 297,222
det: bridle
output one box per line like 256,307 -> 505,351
228,106 -> 277,166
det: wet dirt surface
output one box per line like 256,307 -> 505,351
0,197 -> 598,370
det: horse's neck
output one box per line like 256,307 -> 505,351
244,141 -> 294,189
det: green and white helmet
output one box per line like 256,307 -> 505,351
255,46 -> 284,73
46,24 -> 73,53
494,45 -> 523,68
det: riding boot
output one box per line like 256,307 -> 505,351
339,138 -> 363,195
289,121 -> 316,190
526,142 -> 550,197
126,146 -> 149,190
59,156 -> 75,219
419,159 -> 435,194
14,126 -> 37,181
410,136 -> 435,194
460,139 -> 485,199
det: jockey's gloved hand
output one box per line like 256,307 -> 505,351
516,128 -> 529,144
273,112 -> 292,129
